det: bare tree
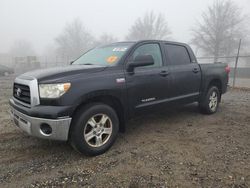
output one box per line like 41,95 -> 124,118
94,33 -> 117,46
191,0 -> 248,61
9,40 -> 36,57
126,11 -> 171,41
55,18 -> 95,59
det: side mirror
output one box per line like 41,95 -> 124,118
70,61 -> 74,65
127,55 -> 154,72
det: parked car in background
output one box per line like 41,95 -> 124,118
0,64 -> 14,76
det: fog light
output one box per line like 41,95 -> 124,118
40,123 -> 52,135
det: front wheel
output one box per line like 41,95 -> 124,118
69,103 -> 119,156
199,86 -> 220,114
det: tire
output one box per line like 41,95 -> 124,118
199,86 -> 220,114
69,103 -> 119,156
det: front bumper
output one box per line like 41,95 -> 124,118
9,100 -> 72,141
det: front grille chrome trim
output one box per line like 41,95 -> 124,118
14,76 -> 40,107
14,83 -> 31,104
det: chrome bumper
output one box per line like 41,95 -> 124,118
10,105 -> 72,141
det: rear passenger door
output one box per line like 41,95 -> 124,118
164,44 -> 201,100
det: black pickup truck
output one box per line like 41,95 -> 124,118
10,40 -> 230,155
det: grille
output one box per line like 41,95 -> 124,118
13,83 -> 31,104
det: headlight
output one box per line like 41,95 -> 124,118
39,83 -> 71,98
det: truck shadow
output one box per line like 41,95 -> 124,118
125,102 -> 200,133
9,103 -> 201,158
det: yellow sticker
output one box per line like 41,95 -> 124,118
106,56 -> 118,64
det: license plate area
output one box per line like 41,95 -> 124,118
11,110 -> 31,134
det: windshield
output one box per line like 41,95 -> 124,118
72,42 -> 134,66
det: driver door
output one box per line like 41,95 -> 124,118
125,43 -> 170,115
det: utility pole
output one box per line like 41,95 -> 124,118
233,39 -> 241,88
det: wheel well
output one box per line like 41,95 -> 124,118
208,79 -> 222,94
72,95 -> 126,132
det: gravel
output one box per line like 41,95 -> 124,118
0,75 -> 250,187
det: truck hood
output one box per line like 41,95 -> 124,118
21,65 -> 106,82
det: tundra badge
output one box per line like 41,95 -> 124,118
141,97 -> 156,103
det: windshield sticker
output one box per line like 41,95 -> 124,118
112,47 -> 127,52
106,56 -> 118,64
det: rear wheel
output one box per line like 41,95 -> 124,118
199,86 -> 220,114
69,103 -> 119,156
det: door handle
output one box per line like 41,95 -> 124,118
192,68 -> 199,73
159,70 -> 169,77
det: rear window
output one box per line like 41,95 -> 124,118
165,44 -> 191,65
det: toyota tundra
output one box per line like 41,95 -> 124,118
10,40 -> 230,155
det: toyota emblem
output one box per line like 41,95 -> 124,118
16,88 -> 22,97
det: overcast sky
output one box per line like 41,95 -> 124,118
1,0 -> 249,54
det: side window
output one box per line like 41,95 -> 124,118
165,44 -> 191,65
132,43 -> 163,68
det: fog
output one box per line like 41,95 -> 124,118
1,0 -> 249,54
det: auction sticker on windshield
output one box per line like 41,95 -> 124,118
112,47 -> 127,52
106,56 -> 118,64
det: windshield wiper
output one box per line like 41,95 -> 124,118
81,63 -> 95,65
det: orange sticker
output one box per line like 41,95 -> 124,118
106,56 -> 118,64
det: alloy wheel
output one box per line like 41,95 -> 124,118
83,114 -> 112,147
209,91 -> 218,112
